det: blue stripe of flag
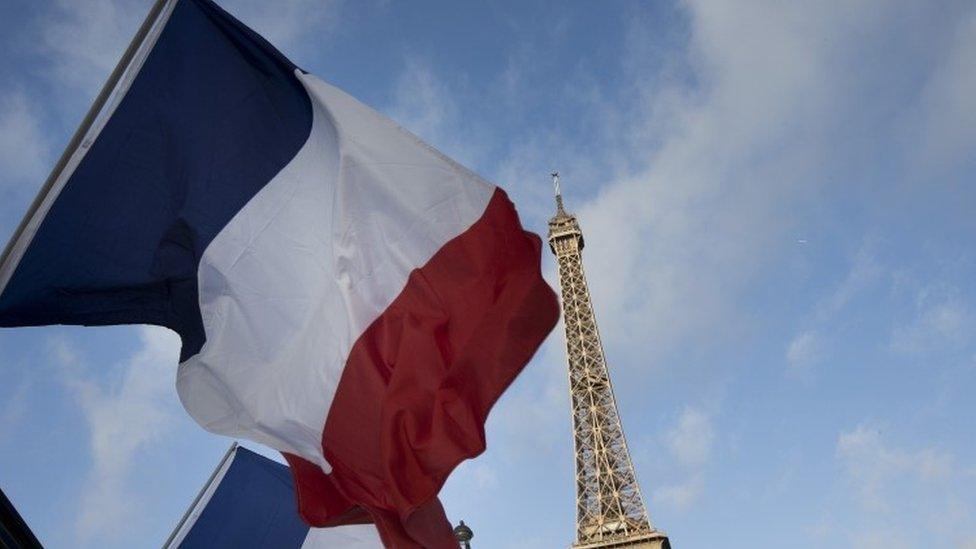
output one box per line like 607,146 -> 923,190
0,0 -> 312,361
176,447 -> 310,548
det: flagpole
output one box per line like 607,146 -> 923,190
0,0 -> 172,278
162,442 -> 239,549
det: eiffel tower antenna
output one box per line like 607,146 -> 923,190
547,174 -> 670,549
552,171 -> 566,214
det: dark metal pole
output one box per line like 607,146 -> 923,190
0,486 -> 43,549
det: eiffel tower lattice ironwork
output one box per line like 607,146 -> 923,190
547,174 -> 670,549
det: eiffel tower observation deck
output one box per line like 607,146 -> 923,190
547,174 -> 671,549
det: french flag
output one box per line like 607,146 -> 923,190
0,0 -> 559,547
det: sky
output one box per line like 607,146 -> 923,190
1,0 -> 975,547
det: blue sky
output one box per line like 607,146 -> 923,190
2,0 -> 976,547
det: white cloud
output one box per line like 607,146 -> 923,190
49,334 -> 80,367
469,462 -> 500,491
849,530 -> 913,549
541,0 -> 853,366
222,0 -> 341,58
37,0 -> 340,94
653,473 -> 704,512
369,0 -> 967,388
916,7 -> 976,168
0,92 -> 50,186
915,449 -> 954,482
786,330 -> 821,373
666,407 -> 713,468
652,408 -> 713,511
389,57 -> 457,142
813,245 -> 882,323
890,290 -> 972,356
492,0 -> 976,387
836,425 -> 952,511
0,379 -> 30,446
488,340 -> 571,464
835,424 -> 976,545
387,57 -> 486,170
784,243 -> 881,378
39,0 -> 147,93
56,326 -> 182,542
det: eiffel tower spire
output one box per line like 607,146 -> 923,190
547,173 -> 670,549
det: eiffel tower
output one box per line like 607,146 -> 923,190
547,174 -> 670,549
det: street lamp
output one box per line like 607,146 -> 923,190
453,520 -> 474,548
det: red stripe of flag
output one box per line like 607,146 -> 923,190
285,188 -> 559,548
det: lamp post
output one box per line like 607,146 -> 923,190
453,520 -> 473,548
